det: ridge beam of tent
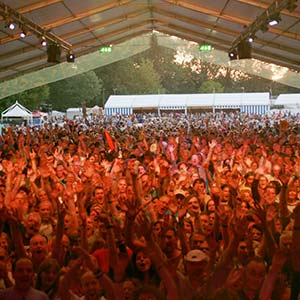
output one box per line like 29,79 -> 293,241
104,93 -> 271,116
1,101 -> 33,125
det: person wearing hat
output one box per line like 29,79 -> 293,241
165,189 -> 186,219
180,250 -> 209,298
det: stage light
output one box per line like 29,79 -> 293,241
6,20 -> 16,30
228,49 -> 238,60
248,35 -> 255,43
41,37 -> 47,47
268,13 -> 281,26
66,52 -> 75,62
20,27 -> 27,38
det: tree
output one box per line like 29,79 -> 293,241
128,58 -> 164,94
198,80 -> 224,93
95,57 -> 164,99
0,85 -> 49,112
48,71 -> 102,110
96,40 -> 300,100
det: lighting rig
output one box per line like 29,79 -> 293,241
228,0 -> 297,61
0,1 -> 74,63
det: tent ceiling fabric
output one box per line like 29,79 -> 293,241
1,0 -> 300,88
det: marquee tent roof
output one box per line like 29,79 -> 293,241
1,0 -> 300,87
105,93 -> 271,108
274,93 -> 300,106
1,100 -> 32,118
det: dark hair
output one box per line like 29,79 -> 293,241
126,248 -> 160,287
36,258 -> 60,299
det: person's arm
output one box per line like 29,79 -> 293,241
58,258 -> 82,300
279,183 -> 290,219
292,204 -> 300,271
259,249 -> 287,300
256,206 -> 277,260
177,207 -> 190,255
29,149 -> 38,174
123,196 -> 146,250
78,196 -> 89,251
136,213 -> 180,300
98,213 -> 119,275
215,205 -> 230,249
77,247 -> 118,300
3,160 -> 15,207
7,213 -> 27,259
207,214 -> 248,293
193,212 -> 202,233
51,201 -> 66,265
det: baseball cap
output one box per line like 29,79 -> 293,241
174,189 -> 186,197
184,250 -> 208,262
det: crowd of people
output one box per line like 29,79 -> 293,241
0,111 -> 299,300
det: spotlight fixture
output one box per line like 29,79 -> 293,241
268,12 -> 281,26
1,1 -> 73,61
20,27 -> 27,38
248,34 -> 256,43
228,49 -> 238,60
7,20 -> 16,30
41,37 -> 47,47
66,52 -> 75,63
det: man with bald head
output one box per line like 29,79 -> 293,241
0,257 -> 48,299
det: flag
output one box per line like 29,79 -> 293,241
104,129 -> 115,151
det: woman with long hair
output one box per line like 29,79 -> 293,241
126,248 -> 160,287
35,258 -> 61,300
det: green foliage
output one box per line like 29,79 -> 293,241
48,71 -> 102,110
0,85 -> 49,113
95,57 -> 164,102
129,58 -> 164,94
199,80 -> 224,93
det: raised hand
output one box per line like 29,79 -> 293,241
209,139 -> 217,149
135,212 -> 152,239
231,214 -> 248,240
29,149 -> 37,160
53,148 -> 63,161
216,204 -> 231,226
2,160 -> 14,174
252,201 -> 266,226
27,168 -> 38,183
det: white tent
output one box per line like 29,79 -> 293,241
87,105 -> 103,116
1,101 -> 33,124
273,94 -> 300,108
105,93 -> 271,116
66,107 -> 82,120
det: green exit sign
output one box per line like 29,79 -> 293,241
99,46 -> 112,53
199,44 -> 213,52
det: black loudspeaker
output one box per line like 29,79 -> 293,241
47,44 -> 61,63
237,41 -> 251,59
